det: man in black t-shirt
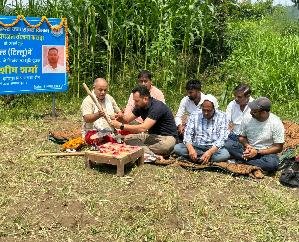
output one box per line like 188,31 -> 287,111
111,85 -> 177,156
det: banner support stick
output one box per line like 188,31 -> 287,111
52,93 -> 57,117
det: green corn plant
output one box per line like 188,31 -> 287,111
0,0 -> 8,13
5,0 -> 290,121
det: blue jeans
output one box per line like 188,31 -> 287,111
224,139 -> 279,172
228,132 -> 239,142
173,143 -> 230,162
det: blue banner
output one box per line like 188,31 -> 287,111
0,15 -> 68,95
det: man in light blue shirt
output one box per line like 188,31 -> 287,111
173,94 -> 230,164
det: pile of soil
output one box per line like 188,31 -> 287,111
48,119 -> 299,151
283,120 -> 299,150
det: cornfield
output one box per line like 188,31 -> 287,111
1,0 -> 229,99
0,1 -> 298,121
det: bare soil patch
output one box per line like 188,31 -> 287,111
0,116 -> 298,241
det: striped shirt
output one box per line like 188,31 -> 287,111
183,110 -> 229,148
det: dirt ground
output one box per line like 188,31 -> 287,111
283,120 -> 299,150
0,115 -> 298,242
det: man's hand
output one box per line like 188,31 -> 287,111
177,124 -> 185,135
97,110 -> 106,119
243,145 -> 258,160
115,111 -> 124,121
111,119 -> 121,129
200,150 -> 213,164
228,122 -> 234,132
187,146 -> 197,161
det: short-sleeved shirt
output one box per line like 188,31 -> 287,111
81,93 -> 121,134
239,113 -> 285,149
124,86 -> 165,123
132,97 -> 178,137
226,97 -> 254,135
175,93 -> 205,126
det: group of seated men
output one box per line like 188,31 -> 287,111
81,70 -> 285,173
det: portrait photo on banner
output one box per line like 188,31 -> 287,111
42,45 -> 66,73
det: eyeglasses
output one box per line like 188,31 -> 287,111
251,109 -> 262,114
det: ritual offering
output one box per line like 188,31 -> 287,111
85,142 -> 144,176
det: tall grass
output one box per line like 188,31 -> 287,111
0,0 -> 7,12
1,0 -> 227,95
1,1 -> 298,122
220,9 -> 299,120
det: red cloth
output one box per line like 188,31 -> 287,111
117,129 -> 131,136
85,130 -> 117,146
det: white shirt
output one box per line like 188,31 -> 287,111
81,93 -> 120,135
43,64 -> 66,73
226,97 -> 254,135
239,113 -> 285,149
175,92 -> 205,126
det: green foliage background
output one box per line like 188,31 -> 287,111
0,0 -> 298,122
220,8 -> 299,120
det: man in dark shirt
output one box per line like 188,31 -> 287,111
111,85 -> 177,156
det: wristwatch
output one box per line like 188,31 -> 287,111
120,123 -> 125,130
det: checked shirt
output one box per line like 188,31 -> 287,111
183,110 -> 229,148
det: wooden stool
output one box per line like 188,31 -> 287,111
84,144 -> 144,176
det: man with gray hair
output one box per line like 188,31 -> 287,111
173,94 -> 230,164
225,97 -> 284,172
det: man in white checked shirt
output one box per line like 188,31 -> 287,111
173,94 -> 230,164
